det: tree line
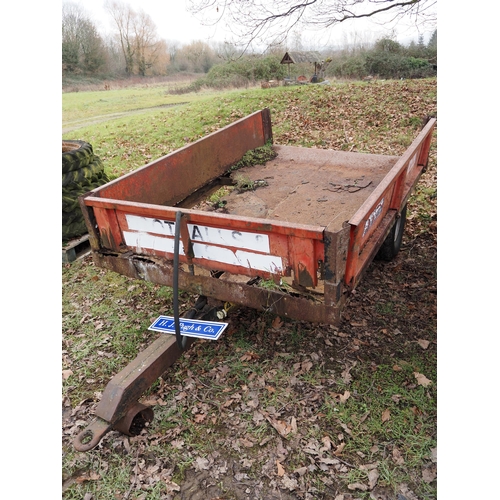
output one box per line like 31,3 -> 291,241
62,1 -> 223,77
62,1 -> 436,84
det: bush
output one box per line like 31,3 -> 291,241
365,53 -> 435,79
176,55 -> 287,92
329,55 -> 368,80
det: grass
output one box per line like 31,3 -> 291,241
63,80 -> 215,122
62,77 -> 437,499
63,79 -> 435,178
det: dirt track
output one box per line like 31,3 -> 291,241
62,102 -> 188,134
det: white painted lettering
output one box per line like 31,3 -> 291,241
362,198 -> 385,237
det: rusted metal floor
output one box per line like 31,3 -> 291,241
199,145 -> 399,232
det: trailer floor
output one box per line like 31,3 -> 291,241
218,145 -> 399,232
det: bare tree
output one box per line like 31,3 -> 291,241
133,9 -> 162,76
176,41 -> 217,73
62,2 -> 83,72
62,2 -> 105,73
105,1 -> 165,75
212,40 -> 243,62
187,0 -> 436,50
105,1 -> 136,74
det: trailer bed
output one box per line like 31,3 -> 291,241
183,145 -> 399,232
81,108 -> 435,325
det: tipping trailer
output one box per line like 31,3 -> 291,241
74,108 -> 436,451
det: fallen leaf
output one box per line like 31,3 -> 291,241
171,439 -> 184,449
359,462 -> 379,471
341,362 -> 357,384
142,397 -> 158,406
348,482 -> 368,491
281,475 -> 298,491
339,390 -> 351,403
194,457 -> 210,471
321,435 -> 332,451
414,372 -> 432,387
411,406 -> 422,416
417,339 -> 430,349
319,457 -> 339,465
399,483 -> 420,500
241,458 -> 254,469
392,447 -> 405,465
350,321 -> 366,327
239,438 -> 254,448
422,465 -> 437,483
301,360 -> 313,372
294,466 -> 308,476
334,442 -> 346,456
240,351 -> 259,361
265,415 -> 296,438
164,480 -> 181,493
339,423 -> 352,436
359,411 -> 370,423
76,472 -> 100,484
381,408 -> 391,422
175,391 -> 187,400
276,460 -> 285,477
368,468 -> 380,489
194,413 -> 206,423
252,411 -> 265,424
391,394 -> 401,403
62,369 -> 73,380
272,316 -> 283,329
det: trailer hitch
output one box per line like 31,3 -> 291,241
73,402 -> 154,452
73,295 -> 215,452
74,209 -> 216,452
73,331 -> 194,451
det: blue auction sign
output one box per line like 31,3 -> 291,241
148,315 -> 227,340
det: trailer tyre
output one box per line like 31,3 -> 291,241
62,140 -> 94,173
376,204 -> 407,261
62,140 -> 110,242
62,157 -> 105,187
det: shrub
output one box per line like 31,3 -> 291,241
365,53 -> 435,79
329,54 -> 368,79
175,55 -> 287,92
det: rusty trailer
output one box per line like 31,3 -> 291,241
74,108 -> 436,451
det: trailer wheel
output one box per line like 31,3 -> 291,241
376,204 -> 407,261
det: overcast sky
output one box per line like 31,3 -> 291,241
71,0 -> 435,49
